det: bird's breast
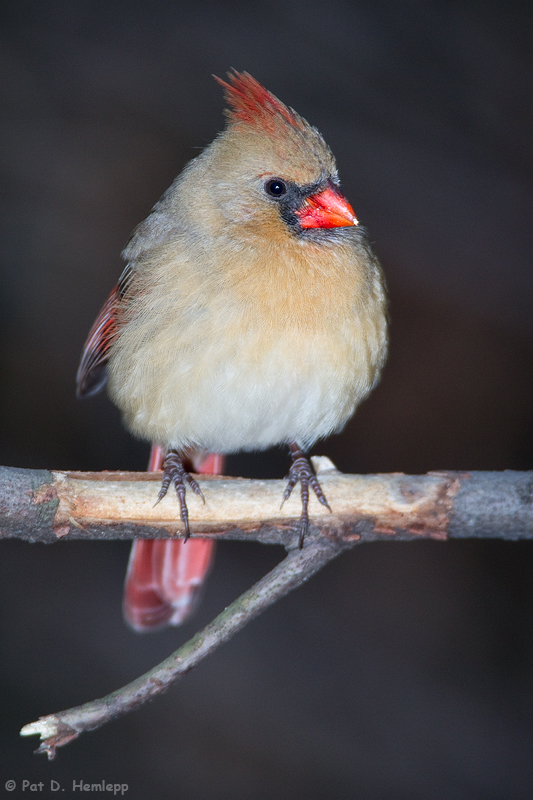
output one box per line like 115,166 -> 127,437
108,238 -> 387,452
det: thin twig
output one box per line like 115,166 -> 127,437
20,534 -> 350,759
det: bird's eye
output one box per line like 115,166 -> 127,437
265,179 -> 287,198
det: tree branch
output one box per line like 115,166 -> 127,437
20,534 -> 350,759
1,462 -> 532,547
8,460 -> 533,756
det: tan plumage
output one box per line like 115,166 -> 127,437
106,73 -> 387,456
77,71 -> 388,630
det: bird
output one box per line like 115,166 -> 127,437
76,71 -> 388,631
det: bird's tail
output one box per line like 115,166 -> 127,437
123,446 -> 223,632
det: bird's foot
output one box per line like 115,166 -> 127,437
155,450 -> 205,541
282,443 -> 332,548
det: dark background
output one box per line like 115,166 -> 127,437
1,1 -> 532,797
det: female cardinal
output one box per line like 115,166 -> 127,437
77,71 -> 388,631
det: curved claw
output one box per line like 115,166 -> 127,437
284,443 -> 332,548
155,451 -> 204,541
186,473 -> 205,503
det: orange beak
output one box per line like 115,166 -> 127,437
296,185 -> 358,229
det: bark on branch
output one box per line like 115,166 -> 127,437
1,462 -> 533,547
8,461 -> 533,757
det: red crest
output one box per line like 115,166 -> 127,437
215,70 -> 301,134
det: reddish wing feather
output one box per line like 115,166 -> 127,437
75,287 -> 120,399
76,265 -> 133,399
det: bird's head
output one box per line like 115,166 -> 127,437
187,71 -> 358,244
